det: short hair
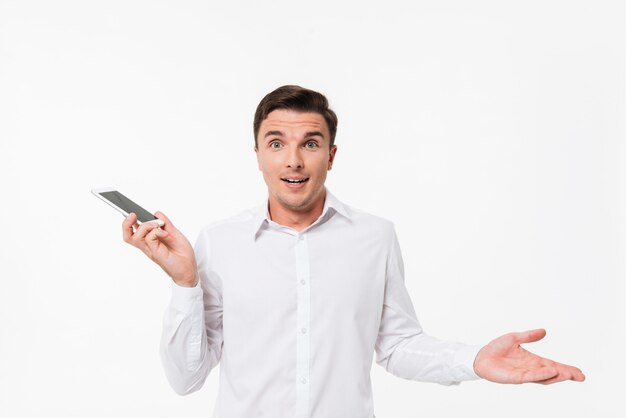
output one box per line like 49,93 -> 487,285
253,85 -> 338,148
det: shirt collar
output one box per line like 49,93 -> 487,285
251,188 -> 350,239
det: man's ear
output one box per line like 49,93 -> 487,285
328,145 -> 337,170
254,145 -> 262,171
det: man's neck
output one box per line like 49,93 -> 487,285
268,191 -> 326,232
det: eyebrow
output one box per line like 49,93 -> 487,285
304,131 -> 325,139
264,130 -> 284,139
263,130 -> 326,140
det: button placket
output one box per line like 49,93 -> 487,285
294,233 -> 311,417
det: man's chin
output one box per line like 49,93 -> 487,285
271,186 -> 324,212
278,197 -> 310,211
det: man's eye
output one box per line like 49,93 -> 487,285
270,142 -> 282,149
305,141 -> 318,149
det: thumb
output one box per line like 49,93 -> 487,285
514,329 -> 547,345
154,211 -> 175,230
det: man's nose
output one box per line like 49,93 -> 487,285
286,148 -> 304,169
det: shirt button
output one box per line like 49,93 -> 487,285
301,378 -> 307,384
300,279 -> 306,285
301,328 -> 307,334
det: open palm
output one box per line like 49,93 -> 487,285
473,329 -> 585,384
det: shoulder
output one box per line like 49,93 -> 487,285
196,206 -> 261,240
341,201 -> 396,238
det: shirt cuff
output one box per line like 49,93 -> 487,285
454,344 -> 483,380
169,280 -> 203,315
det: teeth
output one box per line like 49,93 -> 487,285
284,178 -> 308,183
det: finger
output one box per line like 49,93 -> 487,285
122,213 -> 138,242
534,366 -> 586,385
154,211 -> 174,230
131,220 -> 160,243
147,227 -> 171,261
513,328 -> 547,345
550,363 -> 586,382
534,374 -> 569,385
572,367 -> 586,382
145,226 -> 166,253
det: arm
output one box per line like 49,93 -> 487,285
374,226 -> 585,386
375,226 -> 481,385
122,212 -> 223,394
160,272 -> 223,395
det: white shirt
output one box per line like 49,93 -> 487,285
160,190 -> 481,418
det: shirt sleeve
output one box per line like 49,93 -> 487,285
159,228 -> 224,395
374,226 -> 482,385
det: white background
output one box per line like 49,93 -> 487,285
1,1 -> 624,417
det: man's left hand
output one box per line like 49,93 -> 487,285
473,329 -> 585,384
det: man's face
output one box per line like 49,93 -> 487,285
255,109 -> 337,214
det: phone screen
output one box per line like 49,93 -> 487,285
99,190 -> 157,223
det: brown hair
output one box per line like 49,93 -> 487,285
253,85 -> 338,148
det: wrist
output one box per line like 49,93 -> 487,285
172,271 -> 198,288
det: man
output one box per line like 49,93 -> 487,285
123,85 -> 585,417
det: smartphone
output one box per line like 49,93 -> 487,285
91,187 -> 165,227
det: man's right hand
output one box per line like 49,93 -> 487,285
122,211 -> 198,287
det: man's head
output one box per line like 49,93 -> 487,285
253,85 -> 338,149
254,86 -> 338,220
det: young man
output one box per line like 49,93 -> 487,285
123,85 -> 584,417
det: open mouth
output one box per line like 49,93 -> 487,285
281,177 -> 310,184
